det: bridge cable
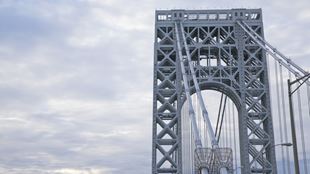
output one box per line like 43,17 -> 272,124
232,101 -> 238,172
195,94 -> 202,147
224,102 -> 228,148
223,105 -> 226,147
229,102 -> 233,153
215,93 -> 224,138
240,20 -> 307,75
184,103 -> 191,173
239,19 -> 310,173
174,22 -> 203,148
196,95 -> 200,134
307,85 -> 310,118
226,103 -> 229,148
179,22 -> 218,147
274,60 -> 287,174
193,121 -> 196,172
237,20 -> 310,85
279,64 -> 292,173
296,86 -> 308,173
205,119 -> 208,147
228,100 -> 232,151
217,96 -> 228,143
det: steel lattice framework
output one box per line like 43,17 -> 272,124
152,9 -> 277,173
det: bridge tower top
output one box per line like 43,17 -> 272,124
152,8 -> 280,174
155,8 -> 262,22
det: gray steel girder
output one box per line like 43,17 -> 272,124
152,9 -> 277,174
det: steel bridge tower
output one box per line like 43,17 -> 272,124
153,9 -> 277,174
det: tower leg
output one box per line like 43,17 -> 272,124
201,168 -> 208,174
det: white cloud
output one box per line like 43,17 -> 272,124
0,0 -> 309,173
51,168 -> 112,174
0,167 -> 114,174
298,9 -> 310,21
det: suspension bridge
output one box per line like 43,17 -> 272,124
152,8 -> 310,174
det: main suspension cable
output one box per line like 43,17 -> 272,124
237,20 -> 310,85
174,22 -> 202,148
179,22 -> 218,147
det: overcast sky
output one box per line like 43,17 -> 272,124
0,0 -> 310,174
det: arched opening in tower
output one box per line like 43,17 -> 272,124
181,90 -> 241,174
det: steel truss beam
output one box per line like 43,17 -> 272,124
153,9 -> 277,174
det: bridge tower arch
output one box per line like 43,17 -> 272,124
152,9 -> 277,174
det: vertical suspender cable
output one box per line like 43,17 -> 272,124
182,104 -> 188,173
196,95 -> 200,132
181,105 -> 184,172
228,100 -> 232,150
189,123 -> 191,174
205,122 -> 208,147
232,102 -> 238,173
297,88 -> 308,173
190,109 -> 193,173
307,86 -> 310,118
185,105 -> 188,173
275,60 -> 287,174
198,95 -> 201,143
186,104 -> 190,173
215,93 -> 224,138
223,105 -> 226,147
307,85 -> 310,171
227,100 -> 230,148
279,64 -> 292,174
224,103 -> 228,148
226,100 -> 230,148
193,121 -> 196,173
217,96 -> 228,143
237,18 -> 310,174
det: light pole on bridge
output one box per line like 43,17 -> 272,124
287,73 -> 310,174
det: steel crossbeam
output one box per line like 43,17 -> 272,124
153,9 -> 278,174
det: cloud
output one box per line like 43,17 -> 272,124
0,167 -> 114,174
0,0 -> 309,173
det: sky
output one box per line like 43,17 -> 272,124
0,0 -> 310,174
